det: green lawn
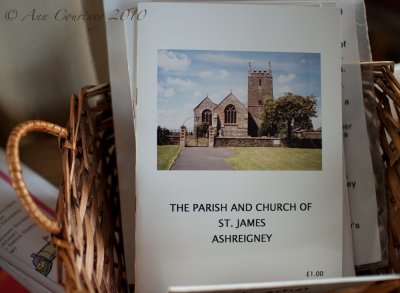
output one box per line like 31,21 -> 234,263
157,145 -> 181,170
225,147 -> 322,170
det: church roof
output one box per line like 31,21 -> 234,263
214,92 -> 248,113
193,96 -> 217,111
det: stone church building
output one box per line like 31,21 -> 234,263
194,62 -> 273,137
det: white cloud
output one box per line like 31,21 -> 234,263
194,91 -> 203,98
167,77 -> 195,89
230,87 -> 247,103
271,61 -> 301,73
311,117 -> 321,130
276,73 -> 296,83
158,50 -> 190,71
163,88 -> 175,98
199,71 -> 213,78
218,70 -> 229,78
277,86 -> 291,95
158,103 -> 194,130
207,86 -> 247,104
158,84 -> 175,98
194,53 -> 248,66
198,69 -> 229,79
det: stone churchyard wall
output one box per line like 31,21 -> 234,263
214,137 -> 285,147
214,137 -> 322,148
168,135 -> 180,145
286,138 -> 322,148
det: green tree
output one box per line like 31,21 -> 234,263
261,93 -> 317,139
196,122 -> 209,137
157,126 -> 171,145
259,96 -> 278,137
292,94 -> 317,131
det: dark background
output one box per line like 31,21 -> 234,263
365,0 -> 400,63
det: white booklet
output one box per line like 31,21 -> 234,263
339,0 -> 382,267
135,2 -> 342,292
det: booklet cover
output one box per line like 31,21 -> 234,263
135,3 -> 342,292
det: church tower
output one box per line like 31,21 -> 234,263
247,62 -> 273,136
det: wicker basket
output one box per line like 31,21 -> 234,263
335,72 -> 400,292
6,83 -> 127,292
372,62 -> 400,271
4,63 -> 400,292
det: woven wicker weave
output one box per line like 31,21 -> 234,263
6,83 -> 127,292
371,62 -> 400,273
4,63 -> 400,292
333,62 -> 400,292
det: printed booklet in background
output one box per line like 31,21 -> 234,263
135,2 -> 342,292
0,149 -> 63,293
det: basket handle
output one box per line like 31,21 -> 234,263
6,120 -> 68,234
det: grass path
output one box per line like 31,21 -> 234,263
157,145 -> 181,170
225,147 -> 322,170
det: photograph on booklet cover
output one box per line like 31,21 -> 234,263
135,3 -> 342,292
157,49 -> 322,171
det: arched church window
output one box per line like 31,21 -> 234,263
224,104 -> 237,124
259,78 -> 262,86
202,109 -> 212,125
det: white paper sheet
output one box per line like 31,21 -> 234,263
339,0 -> 381,266
135,3 -> 342,292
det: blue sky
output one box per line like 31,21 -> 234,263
157,49 -> 321,131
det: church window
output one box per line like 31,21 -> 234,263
259,78 -> 262,86
224,104 -> 237,124
202,109 -> 212,125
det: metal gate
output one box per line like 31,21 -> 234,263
186,134 -> 208,147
